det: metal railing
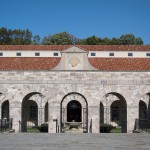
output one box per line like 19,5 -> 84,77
0,118 -> 13,133
134,118 -> 150,132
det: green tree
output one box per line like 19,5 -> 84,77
0,27 -> 33,45
111,37 -> 120,45
0,27 -> 11,44
101,37 -> 112,45
134,37 -> 143,45
42,32 -> 78,45
81,36 -> 102,45
32,35 -> 41,45
119,34 -> 135,45
23,29 -> 32,44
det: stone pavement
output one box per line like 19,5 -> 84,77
0,133 -> 150,150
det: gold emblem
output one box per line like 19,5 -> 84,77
70,57 -> 79,67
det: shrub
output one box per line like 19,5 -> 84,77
38,123 -> 48,132
100,123 -> 113,133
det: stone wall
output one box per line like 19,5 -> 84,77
0,71 -> 150,133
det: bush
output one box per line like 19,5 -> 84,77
38,123 -> 48,132
100,123 -> 113,133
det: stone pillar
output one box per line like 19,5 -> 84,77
38,107 -> 45,126
104,106 -> 111,124
88,105 -> 99,133
9,101 -> 21,133
48,103 -> 60,133
127,105 -> 139,133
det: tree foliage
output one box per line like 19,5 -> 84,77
32,35 -> 41,45
0,27 -> 144,45
0,27 -> 32,45
119,34 -> 143,45
42,32 -> 80,45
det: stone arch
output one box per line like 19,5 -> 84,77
101,92 -> 127,133
21,92 -> 44,132
134,88 -> 150,120
131,86 -> 150,107
60,92 -> 88,133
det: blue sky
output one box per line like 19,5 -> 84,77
0,0 -> 150,44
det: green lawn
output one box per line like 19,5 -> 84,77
27,127 -> 40,133
111,128 -> 121,133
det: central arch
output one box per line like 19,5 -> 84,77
60,92 -> 88,133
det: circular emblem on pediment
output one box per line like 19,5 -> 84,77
70,57 -> 79,68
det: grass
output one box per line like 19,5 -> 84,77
27,127 -> 40,133
111,127 -> 121,133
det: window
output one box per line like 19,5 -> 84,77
146,53 -> 150,57
128,53 -> 133,57
35,52 -> 40,56
0,52 -> 3,56
91,53 -> 96,56
16,52 -> 21,56
53,52 -> 58,56
109,53 -> 114,56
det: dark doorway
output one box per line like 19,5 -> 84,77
139,100 -> 147,119
2,100 -> 9,119
67,100 -> 81,122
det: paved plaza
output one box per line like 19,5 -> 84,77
0,133 -> 150,150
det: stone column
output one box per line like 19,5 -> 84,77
48,103 -> 60,133
88,105 -> 99,133
9,101 -> 21,133
103,105 -> 111,125
38,107 -> 45,126
127,105 -> 139,133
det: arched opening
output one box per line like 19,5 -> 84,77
67,100 -> 82,122
139,100 -> 147,119
45,102 -> 48,123
60,92 -> 88,133
2,100 -> 9,119
101,92 -> 127,133
27,100 -> 38,127
110,93 -> 127,133
100,102 -> 104,124
21,92 -> 45,132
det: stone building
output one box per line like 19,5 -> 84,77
0,45 -> 150,133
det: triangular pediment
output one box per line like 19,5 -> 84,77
62,46 -> 87,53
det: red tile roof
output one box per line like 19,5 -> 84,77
0,57 -> 60,70
0,45 -> 150,71
0,45 -> 72,51
0,45 -> 150,51
89,58 -> 150,71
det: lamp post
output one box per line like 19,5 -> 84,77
39,94 -> 44,126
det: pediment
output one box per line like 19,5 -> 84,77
62,46 -> 87,53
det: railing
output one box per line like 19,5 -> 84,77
0,118 -> 13,133
134,119 -> 150,132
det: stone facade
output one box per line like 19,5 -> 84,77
0,71 -> 150,133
